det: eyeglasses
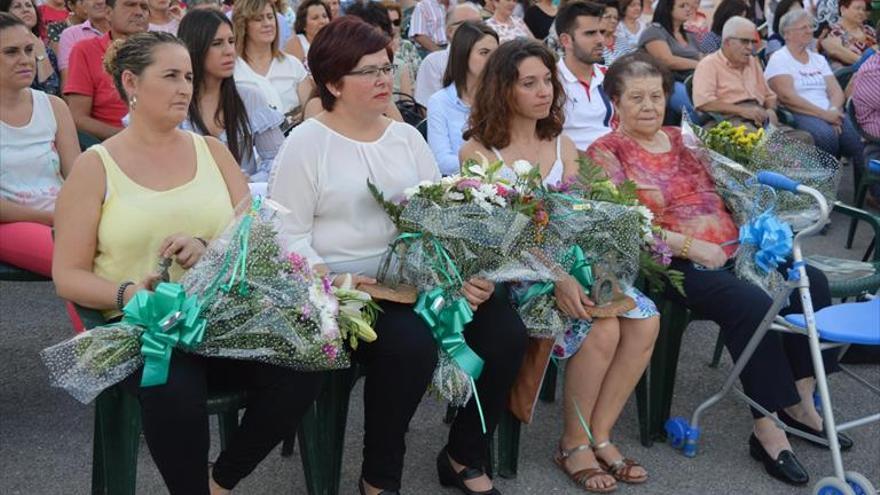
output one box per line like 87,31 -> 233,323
729,36 -> 758,45
346,63 -> 397,79
601,14 -> 619,21
391,17 -> 401,26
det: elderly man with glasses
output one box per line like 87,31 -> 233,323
692,15 -> 813,142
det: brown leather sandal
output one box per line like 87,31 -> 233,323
593,441 -> 648,485
554,444 -> 617,493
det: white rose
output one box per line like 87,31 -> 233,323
512,160 -> 533,177
403,186 -> 419,199
447,191 -> 465,201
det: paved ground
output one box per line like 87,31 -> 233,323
1,178 -> 878,495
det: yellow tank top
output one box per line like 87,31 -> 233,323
92,132 -> 235,290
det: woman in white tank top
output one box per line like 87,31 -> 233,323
0,15 -> 80,277
283,0 -> 330,63
460,39 -> 660,493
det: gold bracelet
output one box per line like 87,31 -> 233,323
679,235 -> 694,258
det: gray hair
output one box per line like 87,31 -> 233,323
721,16 -> 756,41
779,8 -> 812,36
447,2 -> 481,27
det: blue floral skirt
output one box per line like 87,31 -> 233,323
553,287 -> 658,358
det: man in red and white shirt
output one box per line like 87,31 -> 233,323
64,0 -> 148,139
556,1 -> 614,152
409,0 -> 448,54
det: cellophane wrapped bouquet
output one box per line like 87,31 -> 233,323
41,199 -> 379,404
513,159 -> 682,338
683,117 -> 838,294
369,157 -> 563,406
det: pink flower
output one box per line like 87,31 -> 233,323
323,343 -> 338,361
322,276 -> 333,295
456,178 -> 482,190
650,235 -> 673,266
534,209 -> 549,224
287,252 -> 309,274
495,184 -> 512,197
548,176 -> 578,193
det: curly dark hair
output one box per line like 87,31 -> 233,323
464,39 -> 565,149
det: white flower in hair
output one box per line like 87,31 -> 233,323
512,160 -> 534,177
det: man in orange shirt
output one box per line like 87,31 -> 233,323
692,15 -> 811,143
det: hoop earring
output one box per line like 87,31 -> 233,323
129,95 -> 138,109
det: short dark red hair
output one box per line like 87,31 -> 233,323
308,16 -> 392,111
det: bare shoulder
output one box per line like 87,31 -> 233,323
459,139 -> 491,163
47,94 -> 71,114
559,134 -> 578,157
65,149 -> 106,194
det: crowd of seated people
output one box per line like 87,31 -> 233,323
1,0 -> 876,493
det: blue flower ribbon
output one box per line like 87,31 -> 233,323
123,282 -> 207,387
739,210 -> 793,274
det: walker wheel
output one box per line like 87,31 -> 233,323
813,476 -> 856,495
844,471 -> 876,495
665,417 -> 689,450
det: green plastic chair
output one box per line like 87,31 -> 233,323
707,202 -> 880,369
73,305 -> 248,495
488,287 -> 697,478
0,262 -> 50,282
845,100 -> 880,249
77,296 -> 370,495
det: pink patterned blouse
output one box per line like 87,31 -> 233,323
587,127 -> 740,256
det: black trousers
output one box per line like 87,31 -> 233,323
353,288 -> 528,491
668,259 -> 839,418
122,352 -> 322,494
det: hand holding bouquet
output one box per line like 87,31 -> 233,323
42,199 -> 379,404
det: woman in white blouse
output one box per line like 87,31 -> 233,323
269,17 -> 527,495
233,0 -> 312,117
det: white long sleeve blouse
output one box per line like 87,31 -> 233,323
268,118 -> 441,278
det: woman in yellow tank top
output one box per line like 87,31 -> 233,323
52,32 -> 322,495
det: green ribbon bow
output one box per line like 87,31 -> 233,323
517,245 -> 594,306
123,282 -> 207,387
126,197 -> 264,387
414,288 -> 483,379
414,287 -> 487,433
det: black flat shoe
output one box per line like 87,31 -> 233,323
749,434 -> 809,486
437,447 -> 501,495
359,477 -> 400,495
778,410 -> 854,451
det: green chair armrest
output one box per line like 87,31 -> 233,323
776,107 -> 795,126
833,201 -> 880,262
73,304 -> 108,329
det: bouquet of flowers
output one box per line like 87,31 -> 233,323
693,121 -> 765,165
513,160 -> 682,338
688,118 -> 840,231
682,118 -> 825,294
369,157 -> 563,406
41,199 -> 379,404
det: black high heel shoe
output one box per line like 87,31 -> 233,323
777,410 -> 854,451
436,447 -> 501,495
748,434 -> 809,486
358,477 -> 400,495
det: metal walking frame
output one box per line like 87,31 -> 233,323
665,172 -> 880,495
